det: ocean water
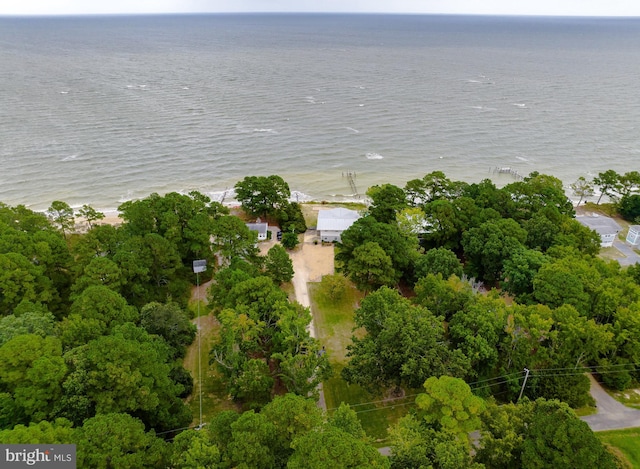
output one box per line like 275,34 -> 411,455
1,14 -> 640,211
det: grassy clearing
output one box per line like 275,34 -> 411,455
183,315 -> 239,425
597,428 -> 640,469
309,280 -> 363,364
323,364 -> 418,445
187,299 -> 210,318
600,246 -> 627,261
573,405 -> 597,417
609,387 -> 640,410
310,279 -> 414,444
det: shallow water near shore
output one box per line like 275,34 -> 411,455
1,14 -> 639,211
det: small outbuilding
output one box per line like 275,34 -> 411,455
576,215 -> 621,248
627,225 -> 640,246
246,222 -> 269,241
317,208 -> 361,243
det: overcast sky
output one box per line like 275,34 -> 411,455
2,0 -> 640,17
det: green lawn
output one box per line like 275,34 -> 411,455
310,279 -> 415,444
183,314 -> 239,426
609,388 -> 640,410
597,428 -> 640,469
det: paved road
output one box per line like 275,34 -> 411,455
612,237 -> 640,266
581,374 -> 640,431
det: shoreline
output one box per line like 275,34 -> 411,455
27,170 -> 609,225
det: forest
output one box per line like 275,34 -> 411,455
1,170 -> 639,467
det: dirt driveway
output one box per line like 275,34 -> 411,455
289,230 -> 335,337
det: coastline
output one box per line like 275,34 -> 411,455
39,169 -> 602,232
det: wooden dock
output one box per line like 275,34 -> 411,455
491,167 -> 524,180
343,171 -> 359,198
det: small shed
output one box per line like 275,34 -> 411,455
317,208 -> 361,243
627,225 -> 640,246
246,222 -> 268,241
576,215 -> 621,248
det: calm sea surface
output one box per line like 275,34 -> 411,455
1,14 -> 640,211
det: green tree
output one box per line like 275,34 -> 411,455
0,252 -> 55,316
404,171 -> 462,206
234,175 -> 291,219
60,286 -> 138,348
46,200 -> 75,238
226,410 -> 277,469
593,169 -> 621,204
118,191 -> 225,264
0,334 -> 67,422
413,247 -> 464,283
113,233 -> 186,307
61,327 -> 191,430
0,418 -> 75,443
140,302 -> 196,358
366,183 -> 408,224
342,287 -> 469,391
71,256 -> 124,295
328,403 -> 366,439
171,429 -> 221,469
415,376 -> 485,443
476,400 -> 532,469
521,399 -> 617,469
551,218 -> 600,256
288,427 -> 390,469
75,413 -> 169,469
618,171 -> 640,198
532,257 -> 597,314
570,176 -> 594,206
449,296 -> 507,382
503,173 -> 574,220
261,393 -> 324,466
501,248 -> 548,300
413,274 -> 475,321
346,241 -> 398,292
0,309 -> 56,347
462,218 -> 528,285
211,215 -> 259,262
264,244 -> 294,284
618,194 -> 640,222
337,216 -> 415,279
232,358 -> 274,407
281,231 -> 299,250
523,211 -> 561,252
76,204 -> 105,229
317,274 -> 350,302
275,202 -> 307,233
389,414 -> 481,469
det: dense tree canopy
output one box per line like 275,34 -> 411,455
234,175 -> 291,219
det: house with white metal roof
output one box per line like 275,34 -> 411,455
317,208 -> 361,243
576,215 -> 621,248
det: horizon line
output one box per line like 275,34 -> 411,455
2,11 -> 640,19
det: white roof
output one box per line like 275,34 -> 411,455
317,208 -> 360,232
576,216 -> 621,235
246,222 -> 268,234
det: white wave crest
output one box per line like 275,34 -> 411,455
366,152 -> 384,160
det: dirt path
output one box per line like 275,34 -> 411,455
581,374 -> 640,431
289,229 -> 335,410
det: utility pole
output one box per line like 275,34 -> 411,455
517,368 -> 530,402
193,259 -> 207,429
